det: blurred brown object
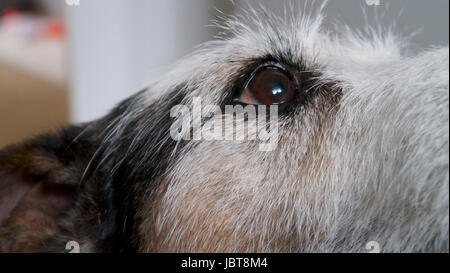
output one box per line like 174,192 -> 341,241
0,0 -> 40,14
0,61 -> 68,148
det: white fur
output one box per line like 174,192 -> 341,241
116,3 -> 449,252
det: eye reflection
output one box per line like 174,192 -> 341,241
271,82 -> 284,96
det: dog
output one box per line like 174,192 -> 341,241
0,4 -> 448,253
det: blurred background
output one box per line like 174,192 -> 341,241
0,0 -> 448,148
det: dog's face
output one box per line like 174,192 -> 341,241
0,7 -> 448,253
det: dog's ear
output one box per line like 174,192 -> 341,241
0,125 -> 98,252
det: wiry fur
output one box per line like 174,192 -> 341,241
0,3 -> 448,252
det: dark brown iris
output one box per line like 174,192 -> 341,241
236,66 -> 297,105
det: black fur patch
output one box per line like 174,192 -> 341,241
0,86 -> 189,252
81,89 -> 188,252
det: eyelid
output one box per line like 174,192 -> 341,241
234,88 -> 257,104
243,62 -> 289,88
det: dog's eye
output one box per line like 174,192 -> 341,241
235,66 -> 296,105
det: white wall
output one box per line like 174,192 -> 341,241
237,0 -> 449,50
66,0 -> 448,123
65,0 -> 224,122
